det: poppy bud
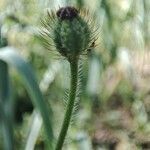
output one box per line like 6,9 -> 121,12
41,6 -> 97,61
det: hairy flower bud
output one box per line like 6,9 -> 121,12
40,6 -> 97,61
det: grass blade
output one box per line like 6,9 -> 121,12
0,60 -> 14,150
0,47 -> 54,148
25,61 -> 60,150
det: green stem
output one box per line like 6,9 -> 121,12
55,59 -> 78,150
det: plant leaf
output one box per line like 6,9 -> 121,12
0,47 -> 54,147
0,60 -> 14,150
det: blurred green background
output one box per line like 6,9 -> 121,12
0,0 -> 150,149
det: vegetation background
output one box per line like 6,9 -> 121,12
0,0 -> 150,149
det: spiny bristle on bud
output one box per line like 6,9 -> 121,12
40,6 -> 98,62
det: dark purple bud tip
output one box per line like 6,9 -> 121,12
56,6 -> 79,21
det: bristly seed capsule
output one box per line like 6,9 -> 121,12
56,7 -> 79,21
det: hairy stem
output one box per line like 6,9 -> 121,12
55,59 -> 78,150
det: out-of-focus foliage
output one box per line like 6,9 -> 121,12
0,0 -> 150,149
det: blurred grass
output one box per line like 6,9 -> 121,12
0,60 -> 14,150
0,47 -> 54,149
